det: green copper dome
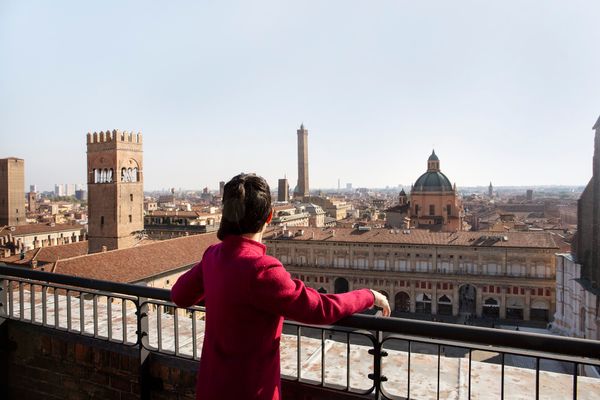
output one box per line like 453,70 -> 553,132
413,171 -> 453,192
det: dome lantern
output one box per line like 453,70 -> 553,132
412,150 -> 453,193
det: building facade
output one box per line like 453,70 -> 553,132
0,223 -> 86,256
86,130 -> 144,253
308,196 -> 349,221
266,227 -> 558,321
553,253 -> 599,340
0,157 -> 25,226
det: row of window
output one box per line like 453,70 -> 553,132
100,214 -> 134,225
414,204 -> 453,216
92,168 -> 139,183
294,274 -> 553,299
280,255 -> 553,278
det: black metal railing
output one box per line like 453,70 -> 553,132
1,264 -> 599,399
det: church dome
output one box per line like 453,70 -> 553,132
413,150 -> 454,192
413,171 -> 453,192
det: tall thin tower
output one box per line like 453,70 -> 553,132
295,123 -> 309,199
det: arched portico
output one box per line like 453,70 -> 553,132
394,291 -> 410,312
334,278 -> 349,294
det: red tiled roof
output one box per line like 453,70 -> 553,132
54,233 -> 220,283
0,224 -> 84,237
265,227 -> 558,249
1,241 -> 88,265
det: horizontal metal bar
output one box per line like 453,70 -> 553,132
0,265 -> 170,301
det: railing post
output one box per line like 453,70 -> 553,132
368,329 -> 388,400
0,279 -> 7,324
136,296 -> 150,400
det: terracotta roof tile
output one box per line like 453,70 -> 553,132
0,224 -> 84,236
1,241 -> 88,265
54,233 -> 220,283
265,227 -> 558,249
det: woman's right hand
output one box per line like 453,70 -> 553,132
370,290 -> 391,317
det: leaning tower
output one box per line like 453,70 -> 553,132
86,130 -> 144,253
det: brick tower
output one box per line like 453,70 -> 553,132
295,124 -> 309,200
86,130 -> 144,253
0,157 -> 25,226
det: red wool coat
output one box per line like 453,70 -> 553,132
170,235 -> 374,400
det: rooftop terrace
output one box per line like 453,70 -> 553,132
1,264 -> 599,399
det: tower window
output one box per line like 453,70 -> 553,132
130,194 -> 133,202
429,205 -> 435,215
101,216 -> 104,226
129,215 -> 132,223
447,205 -> 451,216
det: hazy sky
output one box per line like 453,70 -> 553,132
1,1 -> 599,192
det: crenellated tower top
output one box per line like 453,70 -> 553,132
86,130 -> 143,145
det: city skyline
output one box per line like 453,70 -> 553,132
1,1 -> 599,190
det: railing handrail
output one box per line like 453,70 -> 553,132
1,264 -> 599,362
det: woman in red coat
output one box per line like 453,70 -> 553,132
171,173 -> 390,400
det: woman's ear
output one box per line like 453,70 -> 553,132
266,210 -> 273,225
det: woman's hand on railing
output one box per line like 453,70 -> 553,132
370,290 -> 391,317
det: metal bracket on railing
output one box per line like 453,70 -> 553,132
367,330 -> 386,399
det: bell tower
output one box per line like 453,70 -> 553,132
86,130 -> 144,253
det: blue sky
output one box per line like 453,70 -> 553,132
1,1 -> 598,191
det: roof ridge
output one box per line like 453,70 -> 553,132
51,259 -> 59,273
31,247 -> 43,262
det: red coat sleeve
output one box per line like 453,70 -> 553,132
250,263 -> 374,325
170,259 -> 205,308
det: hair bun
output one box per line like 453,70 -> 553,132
222,179 -> 246,222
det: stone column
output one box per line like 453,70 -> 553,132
476,286 -> 483,317
409,281 -> 416,313
452,284 -> 459,316
389,280 -> 396,311
431,282 -> 438,315
500,287 -> 507,319
550,289 -> 556,320
524,289 -> 532,321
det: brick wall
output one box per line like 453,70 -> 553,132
0,320 -> 367,400
1,321 -> 141,399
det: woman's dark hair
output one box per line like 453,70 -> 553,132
217,173 -> 272,240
